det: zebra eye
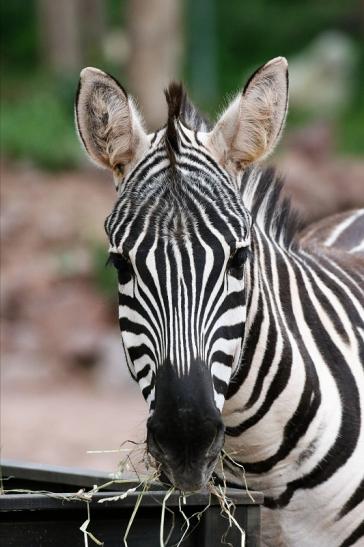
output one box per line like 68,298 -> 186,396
228,247 -> 249,278
108,252 -> 133,282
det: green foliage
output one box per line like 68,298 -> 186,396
107,0 -> 127,27
337,53 -> 364,155
1,76 -> 83,170
337,97 -> 364,155
215,0 -> 358,92
0,0 -> 38,72
185,0 -> 364,155
1,0 -> 363,169
90,242 -> 118,302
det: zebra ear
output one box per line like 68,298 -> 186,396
207,57 -> 288,171
75,67 -> 149,179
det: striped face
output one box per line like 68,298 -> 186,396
75,59 -> 288,489
105,124 -> 251,413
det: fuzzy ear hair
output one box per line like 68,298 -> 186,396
207,57 -> 289,171
75,67 -> 149,175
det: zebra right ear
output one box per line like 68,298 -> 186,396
75,67 -> 149,182
206,57 -> 288,173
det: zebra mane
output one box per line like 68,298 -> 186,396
164,82 -> 183,164
163,85 -> 299,249
240,166 -> 302,249
164,82 -> 211,138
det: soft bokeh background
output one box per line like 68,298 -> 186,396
1,0 -> 363,472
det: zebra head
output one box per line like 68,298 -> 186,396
75,58 -> 288,491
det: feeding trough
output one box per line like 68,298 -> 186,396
0,460 -> 263,546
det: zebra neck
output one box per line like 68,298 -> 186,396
223,225 -> 322,481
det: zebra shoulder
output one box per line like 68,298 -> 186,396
299,209 -> 364,258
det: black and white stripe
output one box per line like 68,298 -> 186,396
106,124 -> 250,411
75,62 -> 364,546
106,124 -> 364,545
221,171 -> 364,546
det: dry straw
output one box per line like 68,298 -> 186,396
2,441 -> 250,547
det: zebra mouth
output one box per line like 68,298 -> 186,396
159,468 -> 208,492
156,454 -> 221,493
159,469 -> 173,487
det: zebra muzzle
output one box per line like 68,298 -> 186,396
147,414 -> 225,492
146,360 -> 226,491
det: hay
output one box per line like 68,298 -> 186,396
220,448 -> 255,503
80,502 -> 104,546
160,487 -> 174,547
208,482 -> 246,547
170,492 -> 212,547
122,478 -> 153,547
1,441 -> 251,546
176,495 -> 191,546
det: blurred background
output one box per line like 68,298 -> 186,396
1,0 -> 364,473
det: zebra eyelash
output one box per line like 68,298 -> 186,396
106,252 -> 131,271
227,246 -> 251,278
106,247 -> 251,272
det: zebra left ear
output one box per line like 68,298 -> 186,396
75,67 -> 149,185
207,57 -> 288,172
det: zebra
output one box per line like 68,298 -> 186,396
75,58 -> 364,546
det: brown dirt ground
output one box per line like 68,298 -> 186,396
1,162 -> 147,473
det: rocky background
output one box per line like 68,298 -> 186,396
1,163 -> 148,471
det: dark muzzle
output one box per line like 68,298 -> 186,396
147,361 -> 225,491
147,410 -> 224,491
